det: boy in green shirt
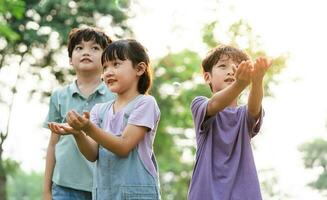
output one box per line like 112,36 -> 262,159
43,27 -> 115,200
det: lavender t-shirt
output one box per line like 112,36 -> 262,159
90,95 -> 160,178
188,96 -> 263,200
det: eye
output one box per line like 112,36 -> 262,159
113,61 -> 121,68
103,65 -> 108,71
92,46 -> 101,50
75,46 -> 82,50
218,64 -> 226,68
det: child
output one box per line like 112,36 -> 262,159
188,45 -> 271,200
49,39 -> 161,200
43,27 -> 114,200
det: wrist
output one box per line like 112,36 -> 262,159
252,79 -> 263,87
81,120 -> 92,134
234,81 -> 249,90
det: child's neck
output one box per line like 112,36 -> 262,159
114,90 -> 140,113
76,74 -> 102,98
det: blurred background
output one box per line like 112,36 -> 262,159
1,0 -> 327,199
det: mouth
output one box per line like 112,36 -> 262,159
106,79 -> 116,85
80,58 -> 92,63
224,77 -> 235,83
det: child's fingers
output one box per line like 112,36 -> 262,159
51,123 -> 64,135
67,111 -> 83,129
61,125 -> 74,133
236,61 -> 246,77
48,123 -> 56,133
83,112 -> 90,119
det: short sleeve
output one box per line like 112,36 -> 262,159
127,96 -> 160,131
43,90 -> 61,128
90,103 -> 102,127
191,96 -> 213,134
246,106 -> 264,138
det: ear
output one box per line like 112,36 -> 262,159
69,58 -> 72,66
203,71 -> 212,84
135,62 -> 146,76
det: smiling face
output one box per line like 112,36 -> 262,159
69,40 -> 104,73
102,58 -> 141,95
204,55 -> 239,93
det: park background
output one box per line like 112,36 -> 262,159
1,0 -> 327,199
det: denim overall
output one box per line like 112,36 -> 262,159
93,95 -> 160,200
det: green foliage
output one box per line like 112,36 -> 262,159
7,168 -> 43,200
0,0 -> 25,42
203,19 -> 288,96
2,159 -> 20,176
299,138 -> 327,192
151,50 -> 206,199
0,1 -> 131,199
260,168 -> 289,199
1,0 -> 131,87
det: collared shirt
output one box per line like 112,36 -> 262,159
44,80 -> 115,192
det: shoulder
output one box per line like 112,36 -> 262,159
134,95 -> 160,113
139,95 -> 157,104
191,96 -> 208,109
49,84 -> 72,103
94,99 -> 115,111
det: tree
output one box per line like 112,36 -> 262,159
0,0 -> 26,198
299,136 -> 327,194
152,19 -> 287,199
7,169 -> 43,200
0,1 -> 131,198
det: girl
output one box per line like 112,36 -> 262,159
49,39 -> 161,200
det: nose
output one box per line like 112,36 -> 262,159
103,66 -> 114,76
227,65 -> 236,76
82,48 -> 90,56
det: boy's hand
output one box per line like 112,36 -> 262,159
48,122 -> 81,135
66,110 -> 91,131
252,57 -> 272,84
235,60 -> 253,87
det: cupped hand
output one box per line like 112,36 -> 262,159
252,57 -> 272,83
48,122 -> 81,135
235,60 -> 253,87
66,110 -> 91,131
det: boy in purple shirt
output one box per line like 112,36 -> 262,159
188,45 -> 271,200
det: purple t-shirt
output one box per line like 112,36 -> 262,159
90,95 -> 160,178
188,96 -> 263,200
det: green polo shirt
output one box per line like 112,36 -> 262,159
44,80 -> 115,192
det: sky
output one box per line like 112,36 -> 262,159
2,0 -> 327,199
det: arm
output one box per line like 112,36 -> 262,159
207,60 -> 252,116
49,121 -> 99,162
43,132 -> 59,200
247,57 -> 271,120
67,111 -> 147,158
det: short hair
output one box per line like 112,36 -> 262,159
101,39 -> 152,94
67,27 -> 112,58
202,45 -> 250,73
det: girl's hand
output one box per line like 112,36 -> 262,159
66,110 -> 91,131
235,60 -> 253,87
252,57 -> 272,84
48,122 -> 81,135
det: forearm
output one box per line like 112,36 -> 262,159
207,82 -> 247,116
248,81 -> 263,119
73,133 -> 98,162
43,133 -> 58,195
83,123 -> 130,157
44,147 -> 54,194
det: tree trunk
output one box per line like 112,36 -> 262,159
0,145 -> 7,200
